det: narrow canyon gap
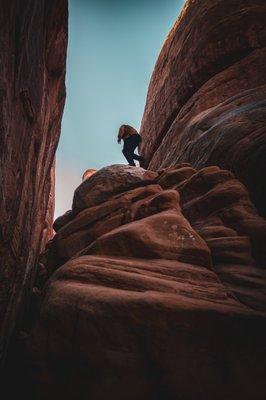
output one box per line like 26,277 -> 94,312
0,1 -> 266,399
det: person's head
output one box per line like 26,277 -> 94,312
118,124 -> 138,137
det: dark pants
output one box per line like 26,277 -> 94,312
122,134 -> 143,166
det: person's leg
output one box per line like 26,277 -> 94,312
123,135 -> 145,166
123,136 -> 137,166
132,152 -> 144,162
131,143 -> 145,163
129,135 -> 145,164
122,148 -> 136,166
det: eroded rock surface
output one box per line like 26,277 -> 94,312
73,164 -> 158,211
30,164 -> 266,399
140,0 -> 266,217
0,0 -> 68,364
5,0 -> 265,397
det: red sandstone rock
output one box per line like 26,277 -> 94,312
41,163 -> 266,275
4,0 -> 265,397
53,209 -> 74,232
156,166 -> 196,189
178,166 -> 266,265
72,164 -> 158,212
31,162 -> 266,399
62,184 -> 162,239
140,0 -> 266,217
215,263 -> 266,312
46,184 -> 163,272
28,255 -> 266,400
82,168 -> 97,181
87,209 -> 212,267
0,0 -> 67,364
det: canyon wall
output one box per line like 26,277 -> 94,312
25,1 -> 266,398
0,0 -> 68,365
140,0 -> 266,217
1,0 -> 265,398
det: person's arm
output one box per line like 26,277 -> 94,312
117,126 -> 124,143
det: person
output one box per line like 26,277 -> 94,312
117,124 -> 145,166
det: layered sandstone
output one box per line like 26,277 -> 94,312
140,0 -> 266,217
29,164 -> 266,399
2,0 -> 266,398
27,3 -> 266,395
0,0 -> 68,365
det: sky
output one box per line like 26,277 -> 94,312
55,0 -> 185,217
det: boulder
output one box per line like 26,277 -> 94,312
46,185 -> 163,272
53,210 -> 74,232
156,166 -> 196,189
60,185 -> 162,239
86,209 -> 212,267
178,166 -> 266,265
82,168 -> 97,181
72,164 -> 158,212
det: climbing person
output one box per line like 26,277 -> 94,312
117,124 -> 145,166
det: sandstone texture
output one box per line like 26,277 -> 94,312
2,0 -> 266,398
29,164 -> 266,399
0,0 -> 68,365
140,0 -> 266,217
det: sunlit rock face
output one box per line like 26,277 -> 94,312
30,164 -> 266,399
73,165 -> 158,211
82,168 -> 97,181
140,0 -> 266,217
0,0 -> 68,364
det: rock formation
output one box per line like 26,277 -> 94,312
28,163 -> 266,399
0,0 -> 68,365
82,168 -> 97,181
140,0 -> 266,217
26,0 -> 266,397
1,0 -> 266,399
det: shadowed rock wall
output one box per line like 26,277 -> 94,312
140,0 -> 266,217
29,164 -> 266,399
0,0 -> 68,365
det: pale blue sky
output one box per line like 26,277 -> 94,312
55,0 -> 185,217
